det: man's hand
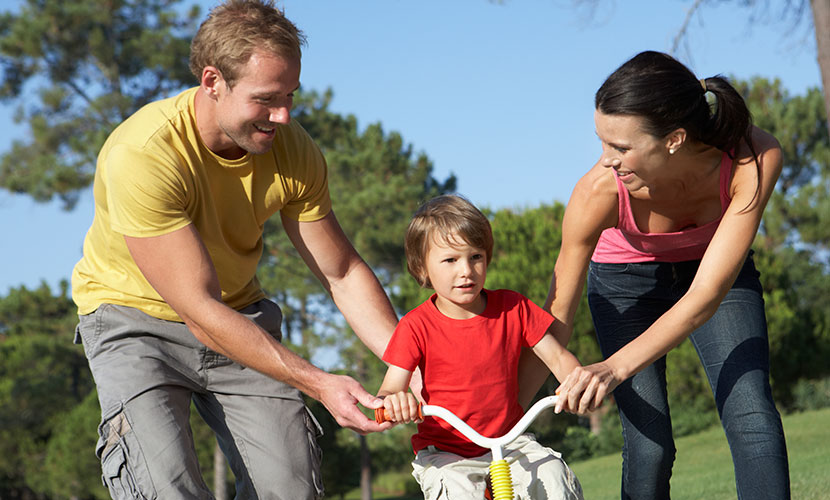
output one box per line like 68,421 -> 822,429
318,373 -> 393,434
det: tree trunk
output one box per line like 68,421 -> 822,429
360,434 -> 373,500
811,0 -> 830,130
214,440 -> 228,500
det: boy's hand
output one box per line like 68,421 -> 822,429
381,391 -> 423,424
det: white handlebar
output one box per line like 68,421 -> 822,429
420,395 -> 559,460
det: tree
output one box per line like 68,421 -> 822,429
0,0 -> 200,209
738,76 -> 830,402
670,0 -> 830,142
0,283 -> 94,498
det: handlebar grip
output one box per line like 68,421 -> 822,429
374,405 -> 424,423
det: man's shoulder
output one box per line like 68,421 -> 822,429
109,88 -> 197,152
272,118 -> 320,159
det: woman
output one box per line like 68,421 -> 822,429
528,51 -> 790,499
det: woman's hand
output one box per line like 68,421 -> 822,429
554,362 -> 621,414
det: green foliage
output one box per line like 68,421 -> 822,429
36,390 -> 109,499
665,341 -> 719,436
487,202 -> 601,365
258,88 -> 455,355
791,376 -> 830,412
0,0 -> 201,209
735,77 -> 830,404
0,332 -> 94,495
0,279 -> 76,339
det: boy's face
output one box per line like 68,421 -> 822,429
424,231 -> 487,319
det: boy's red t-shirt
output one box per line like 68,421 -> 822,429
382,289 -> 554,458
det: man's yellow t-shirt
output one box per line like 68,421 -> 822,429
71,87 -> 331,322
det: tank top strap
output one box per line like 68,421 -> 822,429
613,173 -> 638,232
718,151 -> 735,213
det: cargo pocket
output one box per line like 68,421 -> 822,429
302,407 -> 325,499
96,404 -> 156,499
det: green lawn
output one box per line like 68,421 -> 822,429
570,407 -> 830,499
351,407 -> 830,499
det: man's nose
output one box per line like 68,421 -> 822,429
270,106 -> 291,124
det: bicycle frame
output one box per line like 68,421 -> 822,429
375,394 -> 560,500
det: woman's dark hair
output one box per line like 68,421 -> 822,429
595,51 -> 754,157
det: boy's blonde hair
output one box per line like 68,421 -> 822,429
189,0 -> 306,88
405,195 -> 494,288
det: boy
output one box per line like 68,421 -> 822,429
378,195 -> 584,499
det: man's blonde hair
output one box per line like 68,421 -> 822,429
405,195 -> 494,288
189,0 -> 305,88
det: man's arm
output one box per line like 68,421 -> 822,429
124,222 -> 389,434
280,211 -> 398,359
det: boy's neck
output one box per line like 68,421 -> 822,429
432,290 -> 487,319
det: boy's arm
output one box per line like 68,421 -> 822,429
530,332 -> 582,393
377,365 -> 421,424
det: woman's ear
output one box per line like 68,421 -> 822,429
666,128 -> 687,155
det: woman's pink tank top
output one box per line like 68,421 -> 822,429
591,152 -> 734,263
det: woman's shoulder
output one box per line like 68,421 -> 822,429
573,162 -> 618,200
737,126 -> 782,165
729,126 -> 783,205
567,162 -> 619,228
736,126 -> 783,175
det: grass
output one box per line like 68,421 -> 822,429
347,407 -> 830,499
571,407 -> 830,499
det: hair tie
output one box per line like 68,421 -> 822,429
699,78 -> 707,92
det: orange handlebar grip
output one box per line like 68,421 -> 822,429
374,405 -> 423,423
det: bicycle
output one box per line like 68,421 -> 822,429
375,394 -> 564,500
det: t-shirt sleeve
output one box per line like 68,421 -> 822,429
278,121 -> 332,222
517,293 -> 556,348
382,315 -> 424,372
104,143 -> 191,237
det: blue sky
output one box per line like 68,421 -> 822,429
0,0 -> 822,295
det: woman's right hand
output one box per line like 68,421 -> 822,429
554,362 -> 621,414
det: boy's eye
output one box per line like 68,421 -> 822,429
615,146 -> 628,153
442,258 -> 455,263
472,254 -> 483,260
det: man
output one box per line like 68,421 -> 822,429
71,1 -> 397,498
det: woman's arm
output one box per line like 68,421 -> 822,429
555,128 -> 783,413
518,163 -> 618,409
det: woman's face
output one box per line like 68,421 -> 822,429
594,110 -> 670,191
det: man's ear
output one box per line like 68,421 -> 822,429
200,66 -> 224,101
666,128 -> 687,155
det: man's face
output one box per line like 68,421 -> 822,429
212,50 -> 300,158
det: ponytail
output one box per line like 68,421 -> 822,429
596,51 -> 755,157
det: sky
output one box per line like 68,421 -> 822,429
0,0 -> 822,295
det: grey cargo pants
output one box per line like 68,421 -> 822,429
74,300 -> 324,499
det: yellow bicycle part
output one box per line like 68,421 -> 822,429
488,458 -> 513,500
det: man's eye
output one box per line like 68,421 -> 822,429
615,146 -> 628,153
